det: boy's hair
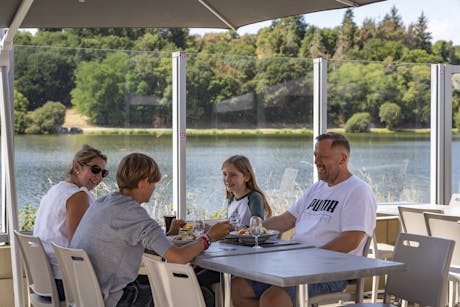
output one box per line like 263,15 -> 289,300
316,132 -> 350,153
222,155 -> 272,217
68,144 -> 107,177
116,153 -> 161,191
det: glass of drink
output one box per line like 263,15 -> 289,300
164,214 -> 176,233
249,216 -> 263,249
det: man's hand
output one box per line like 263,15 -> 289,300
206,221 -> 232,242
166,218 -> 186,236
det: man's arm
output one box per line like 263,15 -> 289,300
321,230 -> 366,253
262,211 -> 296,232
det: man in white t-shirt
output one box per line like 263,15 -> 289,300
231,132 -> 377,307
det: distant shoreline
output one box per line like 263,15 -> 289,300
79,127 -> 440,136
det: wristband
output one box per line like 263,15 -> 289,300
199,234 -> 211,250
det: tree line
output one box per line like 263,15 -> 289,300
12,6 -> 460,134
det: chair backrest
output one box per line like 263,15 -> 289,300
51,243 -> 104,307
398,206 -> 443,235
361,235 -> 373,257
13,230 -> 61,307
424,212 -> 460,267
142,256 -> 206,307
385,232 -> 454,307
449,193 -> 460,206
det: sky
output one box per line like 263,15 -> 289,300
190,0 -> 460,46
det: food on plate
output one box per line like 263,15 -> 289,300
181,223 -> 193,230
237,227 -> 268,236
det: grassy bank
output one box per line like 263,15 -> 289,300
81,127 -> 438,136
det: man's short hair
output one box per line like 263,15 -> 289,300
316,132 -> 350,153
116,153 -> 161,191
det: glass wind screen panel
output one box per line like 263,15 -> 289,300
13,46 -> 173,226
452,73 -> 460,195
328,60 -> 431,203
0,136 -> 3,235
186,53 -> 314,218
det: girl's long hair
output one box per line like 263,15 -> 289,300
222,155 -> 272,217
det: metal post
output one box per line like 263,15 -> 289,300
1,35 -> 24,307
172,52 -> 187,219
313,58 -> 327,183
430,64 -> 452,205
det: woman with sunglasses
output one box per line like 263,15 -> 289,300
33,144 -> 108,302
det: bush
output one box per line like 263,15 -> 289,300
379,102 -> 401,131
455,110 -> 460,131
18,204 -> 38,232
26,101 -> 66,134
345,112 -> 371,133
14,90 -> 31,134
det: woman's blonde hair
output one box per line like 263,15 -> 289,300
67,144 -> 107,177
222,155 -> 272,217
116,153 -> 161,191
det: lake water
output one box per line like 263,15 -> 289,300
10,133 -> 460,220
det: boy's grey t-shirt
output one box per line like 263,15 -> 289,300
70,192 -> 172,307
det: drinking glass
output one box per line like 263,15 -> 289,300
249,216 -> 263,248
192,210 -> 205,236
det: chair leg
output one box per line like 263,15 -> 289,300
371,275 -> 380,303
449,281 -> 454,307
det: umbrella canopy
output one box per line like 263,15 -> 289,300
1,0 -> 385,31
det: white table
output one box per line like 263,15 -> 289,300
195,246 -> 405,307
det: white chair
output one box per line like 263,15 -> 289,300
343,232 -> 455,307
308,235 -> 373,306
449,193 -> 460,206
398,206 -> 444,235
51,243 -> 104,307
424,212 -> 460,307
13,230 -> 64,307
142,255 -> 206,307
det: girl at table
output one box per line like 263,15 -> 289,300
33,144 -> 108,301
222,155 -> 272,227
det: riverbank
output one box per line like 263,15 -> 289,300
80,127 -> 438,137
65,108 -> 450,137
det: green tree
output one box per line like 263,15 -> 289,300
409,12 -> 432,53
345,112 -> 371,133
26,101 -> 66,134
334,9 -> 358,60
376,6 -> 406,42
256,16 -> 307,58
355,18 -> 376,50
14,46 -> 76,109
71,52 -> 130,126
432,40 -> 459,64
379,102 -> 401,130
13,90 -> 31,134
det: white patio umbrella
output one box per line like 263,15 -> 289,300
0,0 -> 385,306
1,0 -> 384,30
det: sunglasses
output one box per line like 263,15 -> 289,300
79,162 -> 109,178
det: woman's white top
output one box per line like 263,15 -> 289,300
33,181 -> 94,279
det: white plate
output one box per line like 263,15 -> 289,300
227,229 -> 279,244
169,235 -> 197,246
